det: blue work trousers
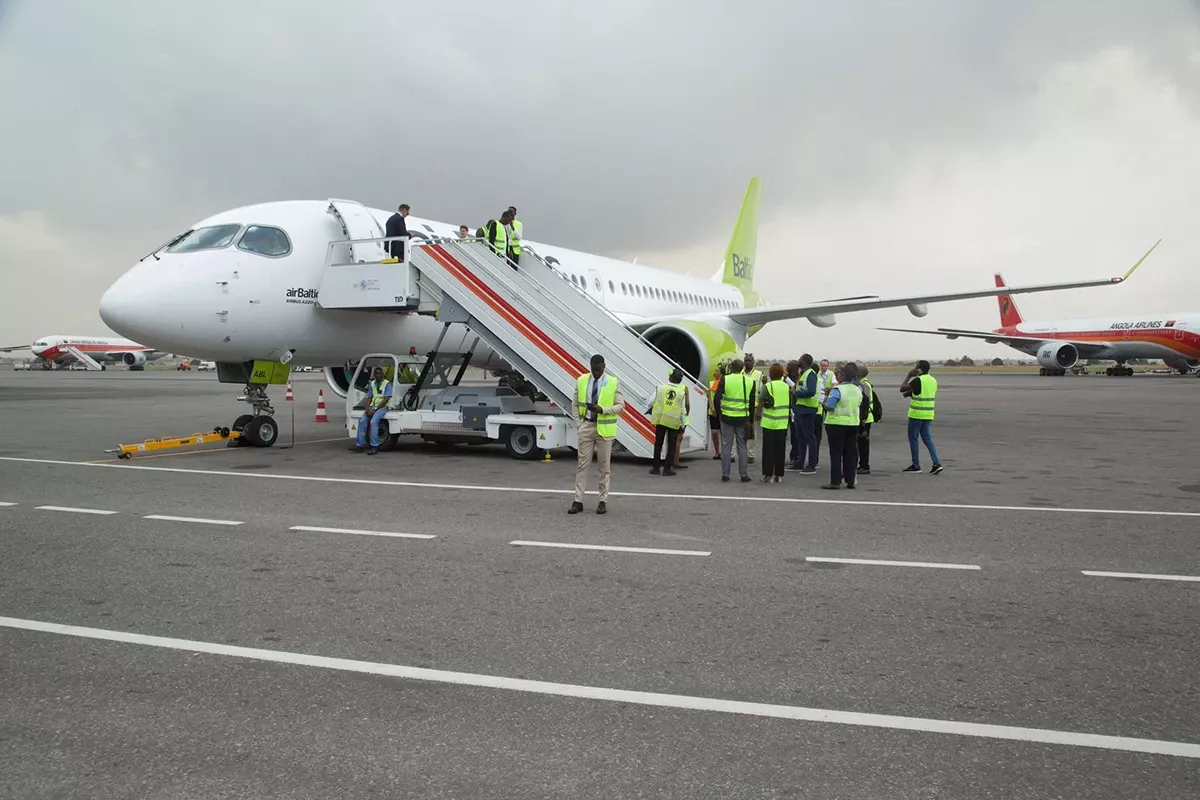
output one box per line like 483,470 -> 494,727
793,411 -> 818,469
356,407 -> 388,448
907,418 -> 940,467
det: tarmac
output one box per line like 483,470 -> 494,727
0,368 -> 1197,799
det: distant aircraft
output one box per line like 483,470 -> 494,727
0,335 -> 165,371
879,251 -> 1200,376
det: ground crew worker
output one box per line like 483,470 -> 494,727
348,366 -> 392,455
788,353 -> 819,473
821,363 -> 862,489
483,209 -> 516,268
713,358 -> 755,482
858,365 -> 879,475
813,358 -> 837,455
570,354 -> 626,514
759,362 -> 792,482
671,374 -> 692,470
743,354 -> 762,464
707,364 -> 723,460
646,369 -> 687,476
901,359 -> 943,474
507,206 -> 522,265
785,359 -> 800,463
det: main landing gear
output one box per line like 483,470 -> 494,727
229,383 -> 280,447
1105,364 -> 1135,376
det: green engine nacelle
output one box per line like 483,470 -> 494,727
640,319 -> 742,383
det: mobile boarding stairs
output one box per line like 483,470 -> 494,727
316,198 -> 709,460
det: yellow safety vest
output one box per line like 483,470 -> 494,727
577,373 -> 620,438
650,383 -> 685,430
795,368 -> 819,409
510,219 -> 522,255
908,374 -> 938,420
761,380 -> 791,430
369,379 -> 391,409
720,373 -> 752,418
861,379 -> 875,424
485,220 -> 508,256
825,383 -> 862,426
816,370 -> 836,416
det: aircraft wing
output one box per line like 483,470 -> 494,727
876,326 -> 1113,358
0,344 -> 31,352
627,240 -> 1157,333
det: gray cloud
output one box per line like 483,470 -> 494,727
3,0 -> 1200,359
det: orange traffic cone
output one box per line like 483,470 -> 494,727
314,389 -> 328,422
285,382 -> 294,402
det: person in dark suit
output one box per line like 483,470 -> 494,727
385,204 -> 410,261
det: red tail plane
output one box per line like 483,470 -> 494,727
994,273 -> 1024,328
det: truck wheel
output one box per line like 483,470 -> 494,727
502,425 -> 540,460
376,420 -> 397,452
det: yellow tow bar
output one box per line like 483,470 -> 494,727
105,427 -> 240,460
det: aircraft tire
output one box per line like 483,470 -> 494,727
245,416 -> 279,448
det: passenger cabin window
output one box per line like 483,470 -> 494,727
237,225 -> 291,257
167,224 -> 242,253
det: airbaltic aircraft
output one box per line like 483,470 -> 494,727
881,265 -> 1199,376
0,335 -> 163,370
98,178 -> 1146,431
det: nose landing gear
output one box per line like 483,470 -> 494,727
229,383 -> 279,447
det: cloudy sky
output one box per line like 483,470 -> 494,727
3,0 -> 1200,360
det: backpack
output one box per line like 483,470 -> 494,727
861,386 -> 882,422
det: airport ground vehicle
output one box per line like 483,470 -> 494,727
344,352 -> 578,459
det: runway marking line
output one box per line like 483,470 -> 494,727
0,615 -> 1196,759
289,525 -> 436,540
806,557 -> 981,571
1081,570 -> 1200,584
34,505 -> 117,516
144,514 -> 244,527
511,540 -> 711,557
0,502 -> 16,507
4,456 -> 1200,519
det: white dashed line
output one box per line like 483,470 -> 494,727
289,525 -> 436,540
35,505 -> 117,516
510,540 -> 711,557
1,615 -> 1196,759
806,557 -> 981,571
143,514 -> 244,526
5,456 -> 1199,519
1081,570 -> 1200,584
0,502 -> 16,507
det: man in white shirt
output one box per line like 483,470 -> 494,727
814,358 -> 837,453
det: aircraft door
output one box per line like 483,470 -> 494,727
1174,322 -> 1186,341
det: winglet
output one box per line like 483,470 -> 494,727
1117,239 -> 1160,282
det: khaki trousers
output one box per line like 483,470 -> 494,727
574,421 -> 614,503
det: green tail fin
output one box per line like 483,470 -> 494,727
721,177 -> 762,309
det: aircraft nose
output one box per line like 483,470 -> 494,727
98,277 -> 133,335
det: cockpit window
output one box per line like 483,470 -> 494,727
237,225 -> 292,257
167,224 -> 243,253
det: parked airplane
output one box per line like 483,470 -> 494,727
0,335 -> 164,371
97,178 -> 1147,428
880,263 -> 1199,376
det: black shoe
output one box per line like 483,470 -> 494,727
721,475 -> 730,482
740,475 -> 752,483
674,464 -> 689,470
857,467 -> 871,475
931,464 -> 944,475
903,465 -> 921,473
786,464 -> 803,471
649,466 -> 661,475
821,483 -> 841,490
366,447 -> 378,455
596,501 -> 607,515
348,446 -> 363,453
663,469 -> 677,477
568,501 -> 583,514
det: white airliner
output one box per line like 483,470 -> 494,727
880,265 -> 1200,376
0,335 -> 163,370
97,178 -> 1145,418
